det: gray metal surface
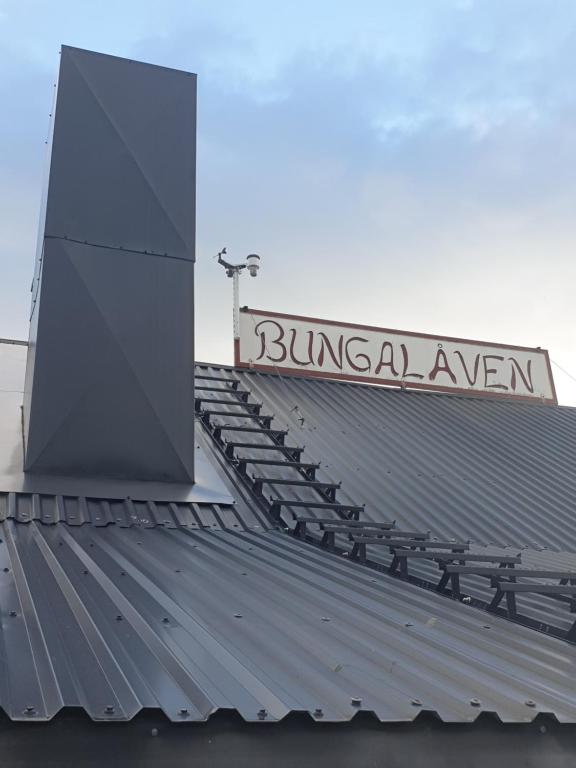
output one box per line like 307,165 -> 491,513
0,343 -> 232,502
360,540 -> 576,634
0,416 -> 268,531
3,712 -> 576,768
24,47 -> 197,483
1,522 -> 575,723
0,495 -> 267,532
44,47 -> 196,259
206,364 -> 576,551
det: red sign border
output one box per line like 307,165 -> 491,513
235,308 -> 558,405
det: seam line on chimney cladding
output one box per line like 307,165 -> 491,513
43,235 -> 193,263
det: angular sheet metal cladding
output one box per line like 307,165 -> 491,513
23,46 -> 196,483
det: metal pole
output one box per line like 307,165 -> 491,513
232,268 -> 240,341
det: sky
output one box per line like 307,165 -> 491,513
1,0 -> 576,404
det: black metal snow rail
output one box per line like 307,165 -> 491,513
194,368 -> 576,645
194,371 -> 365,525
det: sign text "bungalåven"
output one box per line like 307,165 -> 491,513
236,309 -> 557,403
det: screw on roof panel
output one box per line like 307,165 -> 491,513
470,699 -> 481,706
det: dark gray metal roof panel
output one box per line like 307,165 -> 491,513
45,46 -> 196,259
213,365 -> 576,551
362,541 -> 576,634
1,523 -> 575,723
0,494 -> 268,531
26,240 -> 195,481
24,47 -> 197,484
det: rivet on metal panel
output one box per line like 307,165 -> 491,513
483,625 -> 491,629
257,709 -> 267,720
320,617 -> 331,622
241,572 -> 247,576
3,567 -> 9,573
234,613 -> 243,619
540,725 -> 547,734
404,623 -> 413,627
178,708 -> 189,717
462,596 -> 472,604
151,728 -> 159,736
175,569 -> 181,573
24,706 -> 36,715
525,700 -> 536,708
470,699 -> 481,707
162,617 -> 170,624
314,708 -> 324,718
116,615 -> 123,621
82,570 -> 88,575
351,697 -> 362,707
9,611 -> 17,617
411,699 -> 422,707
105,705 -> 115,714
121,571 -> 127,576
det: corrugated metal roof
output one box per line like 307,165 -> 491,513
0,493 -> 266,531
0,425 -> 270,533
1,521 -> 575,723
359,540 -> 576,635
204,364 -> 576,551
191,363 -> 576,641
1,355 -> 575,727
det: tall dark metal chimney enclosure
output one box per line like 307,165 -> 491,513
23,46 -> 196,483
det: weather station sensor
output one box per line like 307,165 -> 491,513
217,248 -> 262,345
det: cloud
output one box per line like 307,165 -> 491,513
1,0 -> 576,403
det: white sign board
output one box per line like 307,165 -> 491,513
236,309 -> 557,403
